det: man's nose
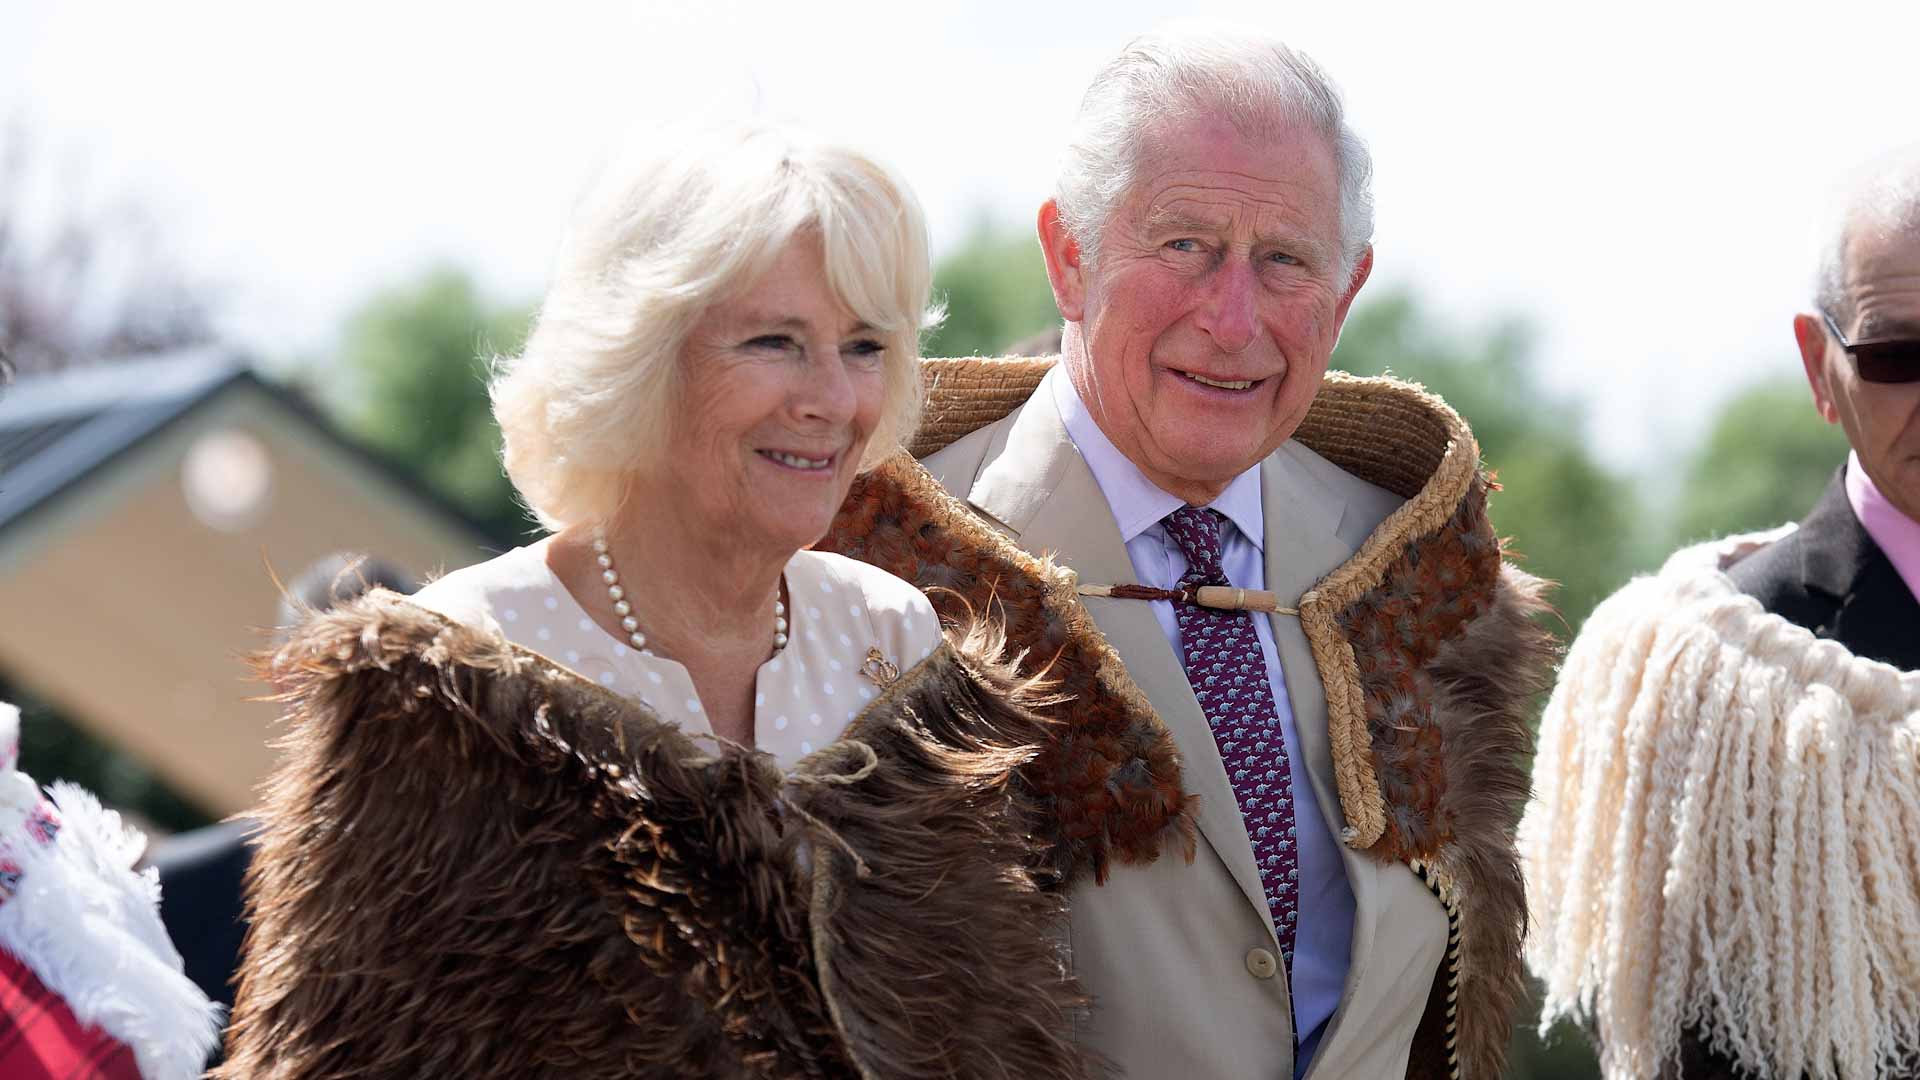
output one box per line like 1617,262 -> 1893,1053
1194,260 -> 1258,354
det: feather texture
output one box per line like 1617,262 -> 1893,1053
217,585 -> 1191,1079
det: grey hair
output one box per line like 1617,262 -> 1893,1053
1055,22 -> 1375,281
1815,144 -> 1920,325
490,121 -> 937,531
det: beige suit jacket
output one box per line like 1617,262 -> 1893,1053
922,392 -> 1449,1080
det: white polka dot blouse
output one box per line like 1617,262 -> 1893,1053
410,541 -> 941,769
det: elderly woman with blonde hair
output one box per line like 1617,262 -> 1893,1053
218,124 -> 1194,1080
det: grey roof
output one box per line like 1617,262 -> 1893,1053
0,350 -> 505,544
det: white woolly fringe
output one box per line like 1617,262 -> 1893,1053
0,701 -> 18,772
0,781 -> 223,1079
1520,531 -> 1920,1080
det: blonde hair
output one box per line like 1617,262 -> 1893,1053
492,122 -> 936,531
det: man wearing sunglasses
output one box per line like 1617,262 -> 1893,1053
1520,149 -> 1920,1080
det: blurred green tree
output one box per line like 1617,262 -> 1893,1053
922,223 -> 1059,358
332,267 -> 536,544
1332,294 -> 1621,1079
1331,289 -> 1651,627
1670,378 -> 1849,545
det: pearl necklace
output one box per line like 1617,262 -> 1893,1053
591,528 -> 788,653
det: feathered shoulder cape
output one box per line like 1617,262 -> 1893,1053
218,464 -> 1195,1080
891,358 -> 1559,1080
1521,532 -> 1920,1080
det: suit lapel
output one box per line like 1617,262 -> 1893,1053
1259,444 -> 1397,1059
1796,473 -> 1920,670
1258,442 -> 1357,848
968,398 -> 1279,941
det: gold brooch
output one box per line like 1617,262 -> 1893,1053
860,647 -> 899,687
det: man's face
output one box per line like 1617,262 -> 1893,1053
1799,224 -> 1920,522
1040,116 -> 1369,504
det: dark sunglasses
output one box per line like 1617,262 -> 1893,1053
1820,311 -> 1920,384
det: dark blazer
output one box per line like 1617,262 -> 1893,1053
151,819 -> 257,1010
1728,465 -> 1919,671
1673,464 -> 1918,1080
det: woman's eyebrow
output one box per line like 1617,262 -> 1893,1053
726,313 -> 878,336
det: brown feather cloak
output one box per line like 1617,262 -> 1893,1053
218,474 -> 1196,1080
853,358 -> 1561,1080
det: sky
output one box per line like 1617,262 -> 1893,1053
6,0 -> 1918,470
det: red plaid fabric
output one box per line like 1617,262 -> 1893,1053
0,948 -> 141,1079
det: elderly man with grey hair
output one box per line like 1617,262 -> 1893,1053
919,24 -> 1554,1080
1521,150 -> 1920,1079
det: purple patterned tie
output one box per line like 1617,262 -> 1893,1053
1162,506 -> 1299,971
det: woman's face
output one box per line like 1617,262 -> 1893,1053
649,233 -> 889,558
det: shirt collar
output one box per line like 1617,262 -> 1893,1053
1048,365 -> 1266,551
1846,450 -> 1920,604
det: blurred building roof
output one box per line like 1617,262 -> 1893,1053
0,350 -> 504,544
0,350 -> 505,815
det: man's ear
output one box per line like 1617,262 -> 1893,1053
1038,199 -> 1087,322
1793,312 -> 1842,424
1333,246 -> 1374,328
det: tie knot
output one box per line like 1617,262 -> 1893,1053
1163,506 -> 1227,583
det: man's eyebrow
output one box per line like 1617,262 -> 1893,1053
1265,231 -> 1333,261
1144,207 -> 1228,232
1856,315 -> 1920,341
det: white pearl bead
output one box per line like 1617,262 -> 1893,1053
593,537 -> 788,656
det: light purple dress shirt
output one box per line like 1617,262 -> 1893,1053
1048,367 -> 1355,1049
1847,450 -> 1920,607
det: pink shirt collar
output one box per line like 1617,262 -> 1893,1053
1846,450 -> 1920,606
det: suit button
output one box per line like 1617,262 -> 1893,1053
1245,947 -> 1278,980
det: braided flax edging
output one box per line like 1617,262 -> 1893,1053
909,356 -> 1057,459
1410,858 -> 1466,1080
908,357 -> 1482,852
1294,383 -> 1481,852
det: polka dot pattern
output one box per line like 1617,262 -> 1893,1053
443,544 -> 942,772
